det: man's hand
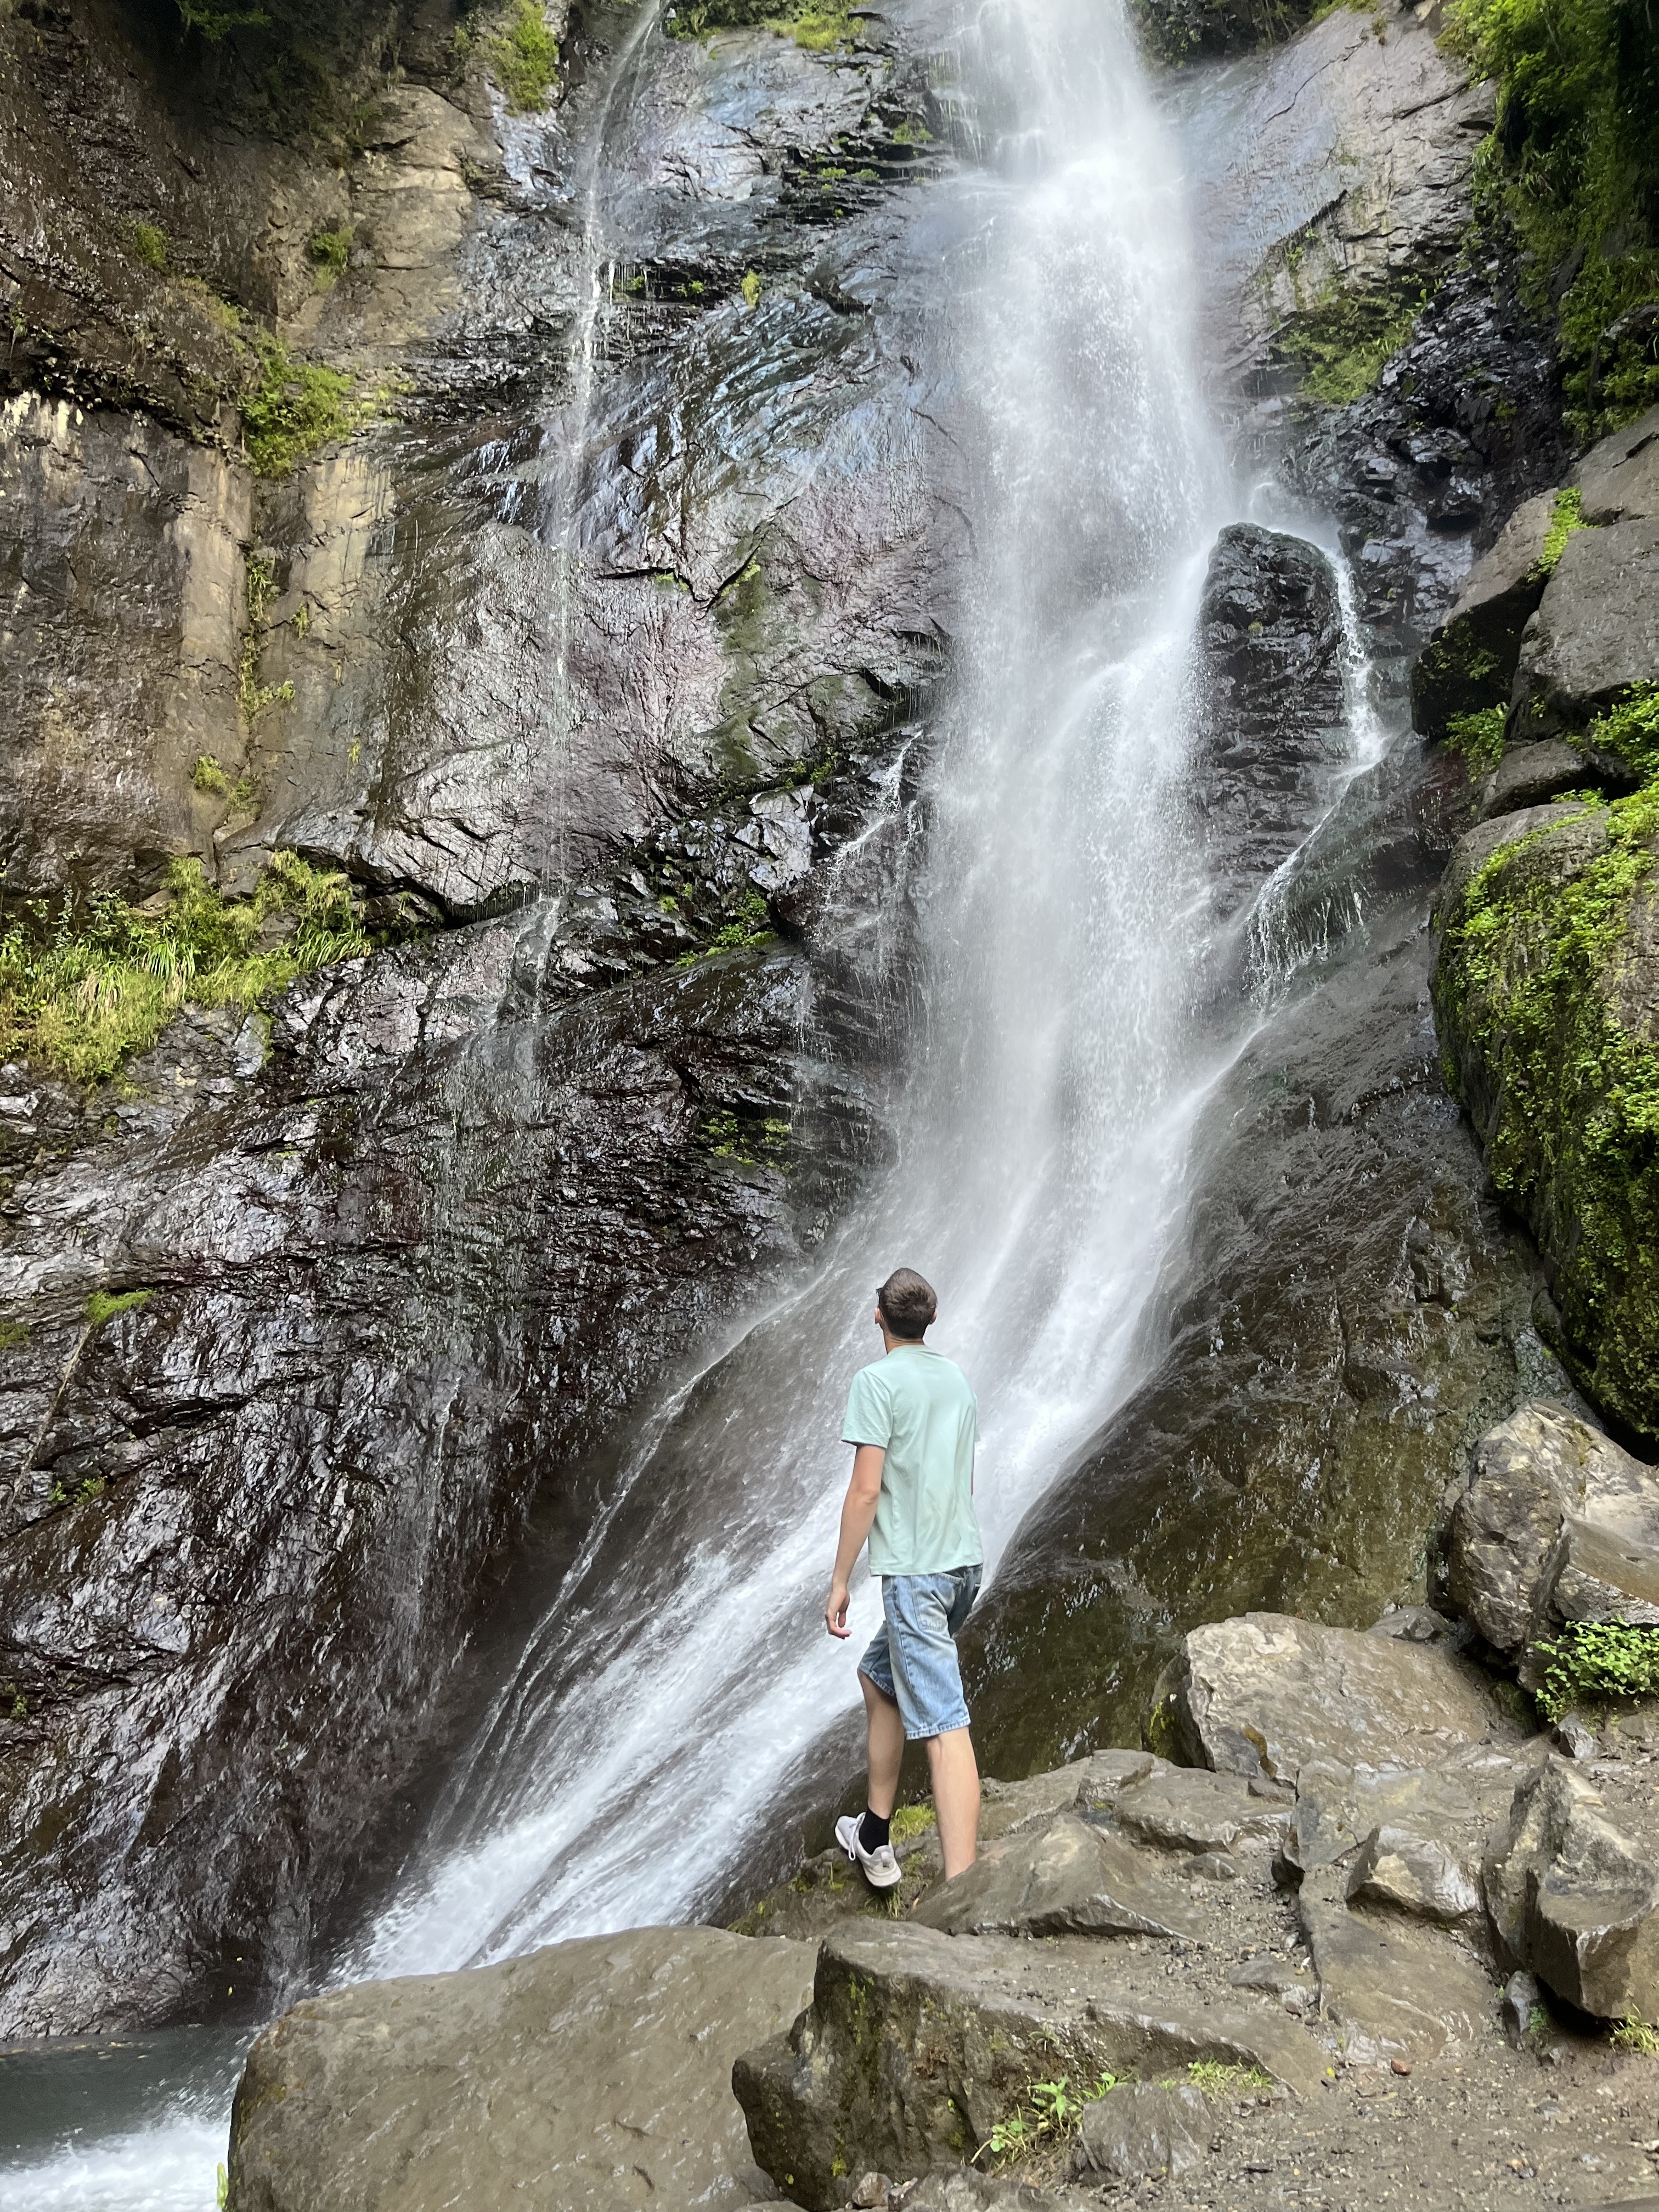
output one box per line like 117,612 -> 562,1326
825,1578 -> 853,1639
823,1443 -> 884,1643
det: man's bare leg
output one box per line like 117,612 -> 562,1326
925,1726 -> 980,1878
859,1669 -> 904,1819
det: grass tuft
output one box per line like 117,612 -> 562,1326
0,854 -> 368,1087
85,1288 -> 153,1330
123,219 -> 170,273
307,225 -> 352,285
1534,487 -> 1588,578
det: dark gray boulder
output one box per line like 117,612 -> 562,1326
225,1926 -> 815,2211
1190,524 -> 1346,923
1473,738 -> 1593,821
1155,1613 -> 1514,1786
1576,404 -> 1659,526
1344,1824 -> 1481,1925
1071,2081 -> 1207,2182
732,1922 -> 1323,2210
1482,1756 -> 1659,2020
910,1810 -> 1204,1941
1509,516 -> 1659,742
1410,492 -> 1554,738
1443,1402 -> 1657,1658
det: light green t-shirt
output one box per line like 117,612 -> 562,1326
842,1345 -> 982,1577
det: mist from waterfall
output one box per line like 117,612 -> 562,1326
348,0 -> 1233,1981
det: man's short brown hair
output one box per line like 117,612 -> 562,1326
878,1267 -> 936,1341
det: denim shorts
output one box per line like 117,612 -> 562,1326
858,1564 -> 983,1740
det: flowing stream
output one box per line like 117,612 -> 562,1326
4,0 -> 1386,2200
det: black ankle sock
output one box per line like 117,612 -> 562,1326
858,1808 -> 891,1853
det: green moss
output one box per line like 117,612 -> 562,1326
490,0 -> 560,111
700,1109 -> 790,1164
1446,0 -> 1659,441
1276,280 -> 1427,404
307,224 -> 352,285
1531,1620 -> 1659,1718
0,1321 -> 29,1352
889,118 -> 932,145
1534,487 -> 1587,577
192,753 -> 232,797
84,1288 -> 153,1329
740,269 -> 763,309
889,1802 -> 935,1844
1446,706 -> 1508,775
1434,785 -> 1659,1437
0,853 -> 368,1087
241,335 -> 361,477
123,220 -> 170,273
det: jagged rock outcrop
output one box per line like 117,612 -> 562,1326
1410,493 -> 1556,738
225,1925 -> 816,2211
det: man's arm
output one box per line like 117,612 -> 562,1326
824,1444 -> 884,1638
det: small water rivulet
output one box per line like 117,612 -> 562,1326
3,0 -> 1396,2202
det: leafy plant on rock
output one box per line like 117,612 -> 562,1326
1531,1620 -> 1659,1719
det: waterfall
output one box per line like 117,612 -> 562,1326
348,0 -> 1232,1980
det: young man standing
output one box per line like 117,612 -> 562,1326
823,1266 -> 983,1888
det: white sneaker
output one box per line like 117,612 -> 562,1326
836,1812 -> 903,1890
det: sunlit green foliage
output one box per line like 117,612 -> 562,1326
490,0 -> 560,110
0,855 -> 366,1085
241,335 -> 360,477
1532,1619 -> 1659,1718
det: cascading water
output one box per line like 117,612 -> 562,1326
351,0 -> 1233,1979
5,1 -> 1393,2204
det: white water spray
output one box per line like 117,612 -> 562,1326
351,0 -> 1233,1980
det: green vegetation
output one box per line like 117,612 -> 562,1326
123,219 -> 170,273
1611,2008 -> 1659,2056
1531,1620 -> 1659,1718
241,335 -> 361,477
890,118 -> 933,146
307,224 -> 352,284
0,1321 -> 28,1352
888,1802 -> 936,1844
1534,486 -> 1588,577
1581,684 -> 1659,782
676,889 -> 774,964
84,1288 -> 153,1330
668,0 -> 856,51
1446,0 -> 1659,440
173,2 -> 270,38
192,753 -> 231,797
741,269 -> 763,309
976,2070 -> 1124,2164
490,0 -> 560,111
1184,2061 -> 1276,2096
1446,704 -> 1509,774
1434,782 -> 1659,1435
701,1110 -> 790,1165
1,1681 -> 26,1723
0,854 -> 367,1086
1277,280 -> 1427,404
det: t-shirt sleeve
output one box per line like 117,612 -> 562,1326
842,1365 -> 892,1447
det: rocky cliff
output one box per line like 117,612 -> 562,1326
0,0 -> 949,2032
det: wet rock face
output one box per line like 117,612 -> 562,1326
0,0 -> 945,2033
0,892 -> 896,2033
1190,524 -> 1345,921
961,900 -> 1553,1780
225,1925 -> 816,2211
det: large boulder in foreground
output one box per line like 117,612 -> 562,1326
227,1927 -> 815,2211
732,1921 -> 1323,2211
1153,1612 -> 1515,1784
1483,1756 -> 1659,2021
1443,1401 -> 1659,1657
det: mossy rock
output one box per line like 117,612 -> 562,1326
1434,793 -> 1659,1444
